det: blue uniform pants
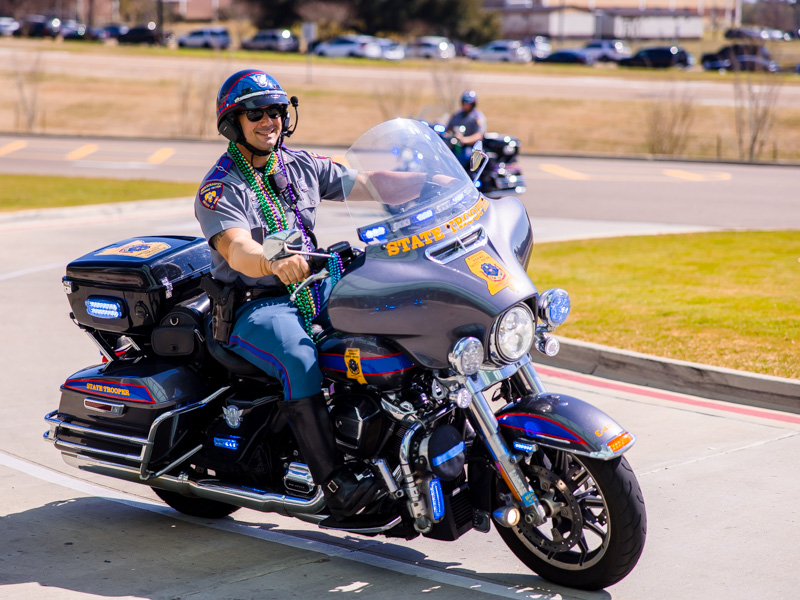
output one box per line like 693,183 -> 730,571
226,280 -> 331,402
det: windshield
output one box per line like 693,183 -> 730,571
342,118 -> 480,245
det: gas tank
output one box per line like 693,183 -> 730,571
318,335 -> 415,390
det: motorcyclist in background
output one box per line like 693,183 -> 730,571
446,90 -> 487,168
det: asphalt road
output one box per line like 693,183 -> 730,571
1,146 -> 799,598
3,133 -> 800,232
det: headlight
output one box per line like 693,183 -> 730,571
537,288 -> 570,331
491,304 -> 534,363
449,337 -> 484,376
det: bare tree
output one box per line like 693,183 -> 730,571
645,83 -> 696,156
732,64 -> 782,162
428,61 -> 468,123
13,52 -> 43,134
177,65 -> 231,139
295,2 -> 355,40
374,77 -> 424,121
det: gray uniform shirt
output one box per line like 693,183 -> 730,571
194,146 -> 355,289
446,108 -> 487,138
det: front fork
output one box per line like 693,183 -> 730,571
463,356 -> 547,524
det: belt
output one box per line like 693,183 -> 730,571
242,286 -> 286,303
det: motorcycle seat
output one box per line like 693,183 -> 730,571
203,318 -> 272,379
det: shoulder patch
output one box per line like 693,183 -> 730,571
199,181 -> 224,210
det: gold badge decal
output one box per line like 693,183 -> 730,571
344,348 -> 368,385
97,240 -> 171,259
465,250 -> 518,296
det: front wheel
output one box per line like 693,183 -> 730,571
152,488 -> 241,519
494,450 -> 646,590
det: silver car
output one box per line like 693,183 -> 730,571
472,40 -> 532,63
312,35 -> 382,59
405,36 -> 456,59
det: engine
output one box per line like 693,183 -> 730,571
328,380 -> 473,540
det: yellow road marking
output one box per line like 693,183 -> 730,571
147,147 -> 175,164
0,140 -> 26,156
539,163 -> 590,180
66,144 -> 99,161
663,169 -> 732,182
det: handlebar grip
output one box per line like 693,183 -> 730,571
308,253 -> 329,273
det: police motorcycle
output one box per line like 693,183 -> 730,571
430,122 -> 526,198
44,118 -> 645,590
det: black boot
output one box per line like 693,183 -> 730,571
285,394 -> 385,520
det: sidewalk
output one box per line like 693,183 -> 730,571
533,337 -> 800,415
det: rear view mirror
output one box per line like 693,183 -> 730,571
262,229 -> 304,261
469,141 -> 488,180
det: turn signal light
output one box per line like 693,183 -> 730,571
607,432 -> 634,453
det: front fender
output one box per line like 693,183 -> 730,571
496,393 -> 636,460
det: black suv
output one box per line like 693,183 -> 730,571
701,44 -> 769,68
619,46 -> 693,68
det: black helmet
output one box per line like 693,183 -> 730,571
216,70 -> 291,154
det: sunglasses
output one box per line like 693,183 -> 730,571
243,105 -> 286,122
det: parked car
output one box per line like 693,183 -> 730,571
527,35 -> 552,60
102,23 -> 129,39
724,27 -> 767,40
536,49 -> 595,65
374,37 -> 405,61
118,23 -> 164,45
241,29 -> 299,52
312,35 -> 381,58
63,24 -> 109,41
703,55 -> 781,73
582,39 -> 631,62
472,39 -> 532,63
0,16 -> 20,36
701,44 -> 770,69
177,27 -> 230,49
618,46 -> 694,68
13,15 -> 61,37
405,36 -> 456,59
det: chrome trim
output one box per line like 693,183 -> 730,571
464,373 -> 546,525
373,458 -> 402,498
425,225 -> 486,264
398,422 -> 431,533
84,330 -> 114,363
284,462 -> 316,494
43,386 -> 231,481
84,398 -> 126,416
318,515 -> 403,534
60,452 -> 327,521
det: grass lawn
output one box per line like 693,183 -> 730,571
530,231 -> 800,379
0,175 -> 197,211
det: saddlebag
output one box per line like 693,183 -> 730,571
46,358 -> 214,471
62,236 -> 211,341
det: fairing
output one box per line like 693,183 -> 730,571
328,119 -> 535,369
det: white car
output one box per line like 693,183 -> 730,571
177,27 -> 230,49
312,35 -> 381,59
0,16 -> 20,36
374,37 -> 405,61
582,39 -> 632,62
472,40 -> 532,63
405,36 -> 456,59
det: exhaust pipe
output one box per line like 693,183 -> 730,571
62,451 -> 326,522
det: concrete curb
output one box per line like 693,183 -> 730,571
531,337 -> 800,415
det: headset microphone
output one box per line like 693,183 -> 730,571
285,96 -> 300,137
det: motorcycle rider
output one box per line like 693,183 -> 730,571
193,69 -> 391,521
446,90 -> 487,168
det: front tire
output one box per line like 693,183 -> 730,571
152,488 -> 240,519
494,450 -> 646,590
